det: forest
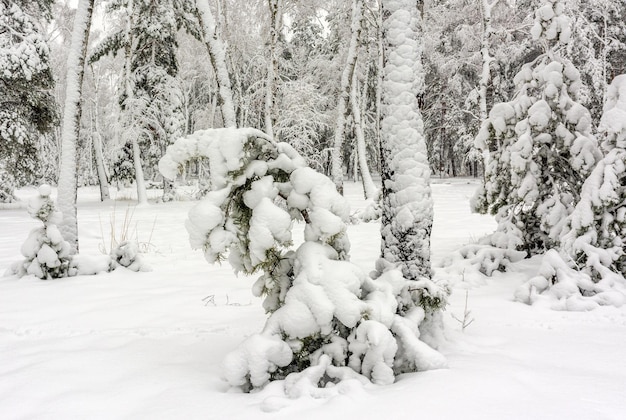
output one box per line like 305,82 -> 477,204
1,0 -> 626,417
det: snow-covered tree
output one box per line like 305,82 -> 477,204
10,184 -> 72,279
514,75 -> 626,310
194,0 -> 236,128
57,0 -> 95,253
566,0 -> 626,125
473,0 -> 601,256
379,0 -> 435,283
0,0 -> 57,202
159,126 -> 446,392
90,0 -> 185,203
563,74 -> 626,279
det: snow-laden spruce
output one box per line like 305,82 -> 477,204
8,185 -> 72,279
0,1 -> 57,202
473,0 -> 600,256
159,128 -> 446,392
515,75 -> 626,309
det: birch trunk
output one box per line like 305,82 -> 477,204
479,0 -> 500,122
57,0 -> 95,254
331,0 -> 363,194
196,0 -> 237,128
265,0 -> 284,137
350,71 -> 377,200
90,69 -> 110,201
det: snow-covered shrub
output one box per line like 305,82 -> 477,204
110,241 -> 150,272
473,0 -> 601,257
160,127 -> 447,392
9,185 -> 72,279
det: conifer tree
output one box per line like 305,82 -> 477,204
473,0 -> 601,256
0,0 -> 57,202
561,75 -> 626,280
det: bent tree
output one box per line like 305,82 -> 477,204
159,127 -> 447,392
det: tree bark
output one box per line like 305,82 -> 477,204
57,0 -> 95,254
350,70 -> 377,200
265,0 -> 284,137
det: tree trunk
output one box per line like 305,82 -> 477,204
379,0 -> 433,281
57,0 -> 95,254
196,0 -> 237,128
350,70 -> 377,200
92,130 -> 110,201
90,69 -> 110,201
331,0 -> 363,194
122,0 -> 148,205
479,0 -> 502,122
265,0 -> 284,137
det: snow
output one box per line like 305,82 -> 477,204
1,179 -> 626,418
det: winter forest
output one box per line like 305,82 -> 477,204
1,0 -> 626,418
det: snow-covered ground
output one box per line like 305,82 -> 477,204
1,179 -> 625,419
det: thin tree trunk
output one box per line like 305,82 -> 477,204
196,0 -> 237,128
350,70 -> 377,200
122,0 -> 148,205
331,0 -> 363,194
57,0 -> 95,254
265,0 -> 284,137
90,67 -> 110,201
479,0 -> 500,123
92,130 -> 110,201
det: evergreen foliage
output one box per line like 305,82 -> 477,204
0,0 -> 57,196
473,0 -> 601,256
160,127 -> 447,392
10,185 -> 72,279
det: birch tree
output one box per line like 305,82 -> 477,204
195,0 -> 236,128
330,0 -> 363,194
57,0 -> 94,253
264,0 -> 284,137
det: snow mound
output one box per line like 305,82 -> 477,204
440,243 -> 526,285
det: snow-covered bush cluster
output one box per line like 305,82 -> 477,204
9,185 -> 72,279
160,127 -> 447,392
474,0 -> 626,309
